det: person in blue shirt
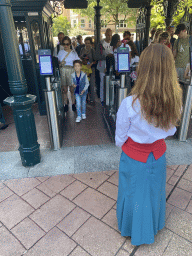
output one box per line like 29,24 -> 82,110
71,60 -> 89,122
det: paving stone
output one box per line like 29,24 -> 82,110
167,187 -> 192,210
134,228 -> 173,256
166,168 -> 175,182
166,183 -> 174,198
123,238 -> 136,253
166,203 -> 174,221
174,165 -> 188,177
102,208 -> 119,231
166,207 -> 192,242
60,180 -> 87,200
186,200 -> 192,214
22,188 -> 50,209
0,181 -> 5,189
163,233 -> 192,256
4,177 -> 41,196
0,226 -> 26,256
102,170 -> 117,176
35,176 -> 50,182
116,249 -> 130,255
36,182 -> 57,198
0,194 -> 34,229
73,187 -> 115,219
11,217 -> 45,249
167,175 -> 180,186
39,174 -> 75,193
25,227 -> 76,256
70,246 -> 90,256
107,171 -> 119,186
97,181 -> 118,200
167,165 -> 179,170
30,195 -> 75,232
183,166 -> 192,182
57,207 -> 90,237
72,216 -> 125,256
0,186 -> 13,203
178,178 -> 192,193
73,171 -> 109,189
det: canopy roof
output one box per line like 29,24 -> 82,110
128,0 -> 151,8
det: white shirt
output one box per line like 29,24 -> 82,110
115,96 -> 176,147
57,50 -> 80,66
102,40 -> 113,55
53,44 -> 64,57
130,56 -> 139,67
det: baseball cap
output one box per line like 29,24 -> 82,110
175,24 -> 186,35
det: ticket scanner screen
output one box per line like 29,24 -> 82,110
38,49 -> 53,76
117,47 -> 130,73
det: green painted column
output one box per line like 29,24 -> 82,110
94,0 -> 102,46
0,0 -> 41,166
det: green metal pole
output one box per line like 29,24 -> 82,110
94,0 -> 102,46
0,0 -> 41,166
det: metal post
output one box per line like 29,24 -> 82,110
0,0 -> 40,166
44,77 -> 61,150
143,4 -> 152,49
94,0 -> 102,46
178,82 -> 192,141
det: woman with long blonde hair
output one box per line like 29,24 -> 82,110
115,44 -> 182,246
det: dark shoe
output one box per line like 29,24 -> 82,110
64,104 -> 68,112
72,104 -> 76,111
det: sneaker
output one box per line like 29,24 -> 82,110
76,116 -> 81,122
82,114 -> 86,119
64,104 -> 68,112
72,104 -> 76,111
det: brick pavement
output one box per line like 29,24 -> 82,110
1,164 -> 192,256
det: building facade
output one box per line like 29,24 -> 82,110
62,8 -> 135,38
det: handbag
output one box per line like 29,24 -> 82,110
59,51 -> 71,68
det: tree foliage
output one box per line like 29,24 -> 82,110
68,26 -> 88,37
150,0 -> 192,29
72,0 -> 138,29
52,16 -> 71,37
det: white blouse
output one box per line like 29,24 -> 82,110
57,50 -> 80,66
115,96 -> 176,147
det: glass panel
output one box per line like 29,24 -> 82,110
31,21 -> 41,63
14,16 -> 32,60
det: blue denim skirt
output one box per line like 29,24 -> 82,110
116,151 -> 166,246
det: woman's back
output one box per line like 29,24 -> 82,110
115,95 -> 176,147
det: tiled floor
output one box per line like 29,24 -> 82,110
0,96 -> 112,152
1,165 -> 192,255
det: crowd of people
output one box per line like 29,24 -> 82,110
52,23 -> 190,123
52,29 -> 140,122
149,23 -> 191,82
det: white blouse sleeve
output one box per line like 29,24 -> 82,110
115,98 -> 131,147
74,51 -> 80,61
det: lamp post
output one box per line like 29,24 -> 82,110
94,0 -> 102,46
0,0 -> 41,166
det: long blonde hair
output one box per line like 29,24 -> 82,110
130,43 -> 182,130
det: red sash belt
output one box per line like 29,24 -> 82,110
122,137 -> 166,163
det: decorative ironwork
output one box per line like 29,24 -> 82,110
50,1 -> 63,17
154,0 -> 188,18
136,7 -> 148,54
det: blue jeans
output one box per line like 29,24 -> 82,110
75,93 -> 87,117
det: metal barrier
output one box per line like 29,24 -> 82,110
178,80 -> 192,141
103,72 -> 130,139
44,74 -> 63,150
